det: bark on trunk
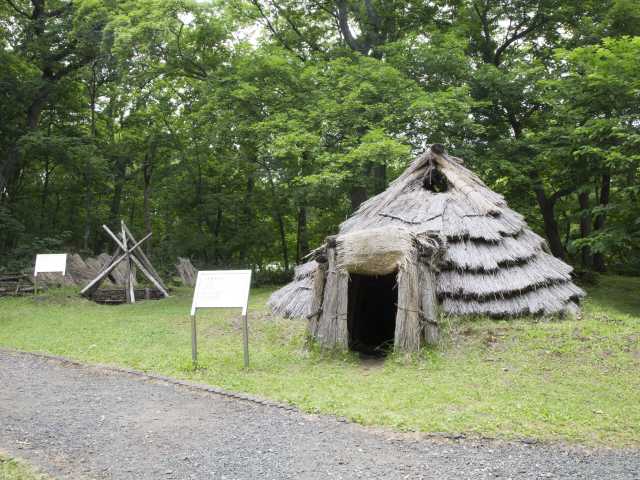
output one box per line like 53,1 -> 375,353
109,157 -> 127,226
349,186 -> 368,212
593,173 -> 611,272
578,191 -> 592,268
371,163 -> 386,195
210,206 -> 222,264
296,206 -> 308,263
142,178 -> 151,254
40,156 -> 51,232
276,210 -> 289,270
142,149 -> 153,256
534,188 -> 565,259
265,167 -> 288,270
84,66 -> 98,252
82,175 -> 92,251
239,169 -> 255,264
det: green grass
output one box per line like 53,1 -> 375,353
0,276 -> 639,447
0,454 -> 51,480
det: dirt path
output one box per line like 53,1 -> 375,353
0,350 -> 637,480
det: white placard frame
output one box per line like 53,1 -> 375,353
34,254 -> 67,276
190,270 -> 252,368
33,254 -> 68,294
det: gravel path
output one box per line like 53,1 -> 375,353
0,350 -> 638,480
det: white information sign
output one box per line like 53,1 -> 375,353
34,254 -> 68,276
190,270 -> 252,316
189,270 -> 252,367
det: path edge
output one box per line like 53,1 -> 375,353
0,347 -> 299,412
1,347 -> 569,447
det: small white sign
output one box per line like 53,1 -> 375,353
34,254 -> 68,277
190,270 -> 252,316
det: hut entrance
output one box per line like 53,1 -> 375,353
347,272 -> 398,356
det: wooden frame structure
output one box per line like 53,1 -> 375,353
80,220 -> 169,303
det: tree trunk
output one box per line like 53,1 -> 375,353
84,66 -> 98,251
350,185 -> 368,212
142,178 -> 151,254
296,206 -> 308,263
210,206 -> 222,264
276,209 -> 289,270
52,192 -> 61,230
1,78 -> 50,200
82,175 -> 92,251
1,147 -> 20,201
27,89 -> 49,130
194,157 -> 209,263
264,166 -> 288,270
128,201 -> 135,227
592,173 -> 611,272
142,149 -> 153,256
39,156 -> 51,232
534,188 -> 565,259
239,167 -> 255,265
578,190 -> 592,268
371,163 -> 386,194
109,157 -> 127,226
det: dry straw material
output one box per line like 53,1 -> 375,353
269,145 -> 584,325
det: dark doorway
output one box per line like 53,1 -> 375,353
347,272 -> 398,356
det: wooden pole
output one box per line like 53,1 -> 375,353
123,223 -> 168,292
103,225 -> 166,297
191,313 -> 198,365
420,263 -> 439,346
129,255 -> 169,298
80,221 -> 168,302
122,220 -> 135,304
102,225 -> 151,254
242,310 -> 250,369
79,251 -> 129,296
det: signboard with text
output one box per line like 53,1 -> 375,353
190,270 -> 252,316
189,270 -> 252,367
34,254 -> 68,277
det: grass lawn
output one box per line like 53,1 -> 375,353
0,454 -> 50,480
0,275 -> 638,447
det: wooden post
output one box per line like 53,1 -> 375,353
80,221 -> 169,302
307,260 -> 328,339
123,223 -> 169,293
395,257 -> 422,353
122,220 -> 135,304
191,313 -> 197,364
420,263 -> 439,346
316,247 -> 348,349
129,255 -> 170,298
79,251 -> 130,296
242,311 -> 250,369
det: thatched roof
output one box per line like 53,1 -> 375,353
269,146 -> 584,319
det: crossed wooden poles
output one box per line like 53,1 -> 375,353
80,220 -> 169,303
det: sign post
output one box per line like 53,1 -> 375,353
190,270 -> 252,368
33,254 -> 68,294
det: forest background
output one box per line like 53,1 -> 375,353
1,0 -> 638,280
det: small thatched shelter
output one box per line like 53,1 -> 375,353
269,145 -> 585,354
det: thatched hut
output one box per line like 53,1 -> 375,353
269,145 -> 585,354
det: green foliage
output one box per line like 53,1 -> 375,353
0,232 -> 71,273
0,0 -> 638,273
535,37 -> 640,263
